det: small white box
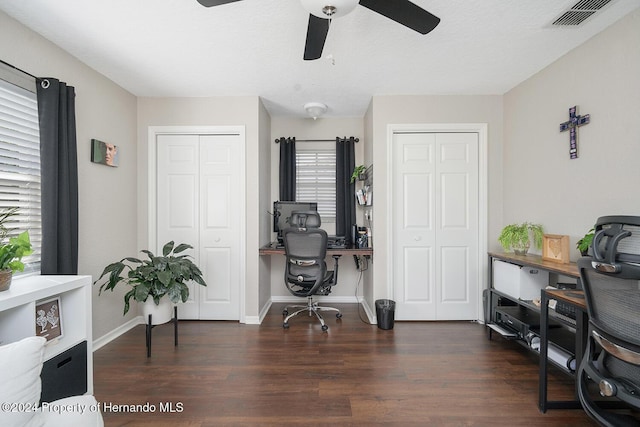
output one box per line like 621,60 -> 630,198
493,259 -> 549,300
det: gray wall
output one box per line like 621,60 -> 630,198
2,5 -> 638,337
269,117 -> 366,301
503,8 -> 640,261
366,95 -> 504,307
136,96 -> 270,322
0,11 -> 139,340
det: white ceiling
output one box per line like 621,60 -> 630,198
1,0 -> 638,118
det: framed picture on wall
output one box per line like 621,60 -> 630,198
91,138 -> 119,167
35,296 -> 63,342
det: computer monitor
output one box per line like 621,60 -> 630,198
273,201 -> 318,243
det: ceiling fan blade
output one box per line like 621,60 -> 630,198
359,0 -> 440,34
196,0 -> 244,7
303,15 -> 330,61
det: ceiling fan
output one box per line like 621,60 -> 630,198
196,0 -> 441,60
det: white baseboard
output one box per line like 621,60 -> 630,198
270,295 -> 360,303
270,296 -> 375,324
254,299 -> 273,324
92,315 -> 144,352
94,297 -> 375,347
360,299 -> 375,324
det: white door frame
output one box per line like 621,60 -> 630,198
148,125 -> 247,323
386,123 -> 488,320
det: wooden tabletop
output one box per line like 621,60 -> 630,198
489,251 -> 579,278
260,243 -> 373,257
545,288 -> 586,309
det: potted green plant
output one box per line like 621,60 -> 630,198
498,222 -> 544,255
576,228 -> 595,257
350,165 -> 367,183
0,207 -> 33,291
95,241 -> 206,324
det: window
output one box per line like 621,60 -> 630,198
0,74 -> 41,273
295,143 -> 336,222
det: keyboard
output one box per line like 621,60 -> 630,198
271,240 -> 346,249
555,301 -> 577,320
327,236 -> 346,249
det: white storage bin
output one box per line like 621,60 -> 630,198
493,259 -> 549,300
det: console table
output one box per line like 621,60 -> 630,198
486,252 -> 586,413
539,287 -> 588,412
0,275 -> 93,401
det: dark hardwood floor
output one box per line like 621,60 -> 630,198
93,304 -> 597,426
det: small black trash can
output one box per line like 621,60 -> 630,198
375,299 -> 396,330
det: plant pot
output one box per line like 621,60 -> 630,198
0,269 -> 12,292
512,242 -> 530,256
142,297 -> 174,325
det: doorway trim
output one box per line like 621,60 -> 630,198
147,125 -> 247,323
386,123 -> 488,320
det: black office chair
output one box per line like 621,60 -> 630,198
577,216 -> 640,427
281,210 -> 342,332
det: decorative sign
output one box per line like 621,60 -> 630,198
35,297 -> 63,342
542,234 -> 570,264
559,106 -> 590,159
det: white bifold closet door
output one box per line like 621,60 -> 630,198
392,132 -> 479,320
156,133 -> 242,320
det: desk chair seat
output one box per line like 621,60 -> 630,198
577,216 -> 640,426
282,211 -> 342,332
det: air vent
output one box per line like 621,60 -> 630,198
552,0 -> 614,26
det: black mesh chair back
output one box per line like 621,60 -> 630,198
577,215 -> 640,426
283,216 -> 330,297
281,211 -> 341,331
591,215 -> 640,275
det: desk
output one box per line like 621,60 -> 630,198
539,288 -> 588,413
259,242 -> 373,257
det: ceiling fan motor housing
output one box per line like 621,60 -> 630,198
300,0 -> 359,19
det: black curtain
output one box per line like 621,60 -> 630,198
278,137 -> 296,201
37,78 -> 79,274
336,137 -> 356,245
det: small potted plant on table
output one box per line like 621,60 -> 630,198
498,222 -> 544,255
577,228 -> 595,257
0,207 -> 33,292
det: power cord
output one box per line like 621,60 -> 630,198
354,256 -> 372,325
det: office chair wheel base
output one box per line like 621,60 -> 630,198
282,309 -> 288,316
321,324 -> 328,332
283,322 -> 289,329
336,313 -> 342,319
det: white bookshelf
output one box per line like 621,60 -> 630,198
0,275 -> 93,393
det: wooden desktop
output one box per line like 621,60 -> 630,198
259,242 -> 373,257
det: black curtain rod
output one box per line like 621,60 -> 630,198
274,137 -> 359,143
0,59 -> 36,79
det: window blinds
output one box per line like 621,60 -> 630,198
0,78 -> 41,272
296,147 -> 336,221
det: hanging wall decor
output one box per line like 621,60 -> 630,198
91,138 -> 119,167
559,106 -> 590,159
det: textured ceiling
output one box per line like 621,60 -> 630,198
1,0 -> 638,118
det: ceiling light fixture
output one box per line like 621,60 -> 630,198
300,0 -> 359,19
304,102 -> 328,120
